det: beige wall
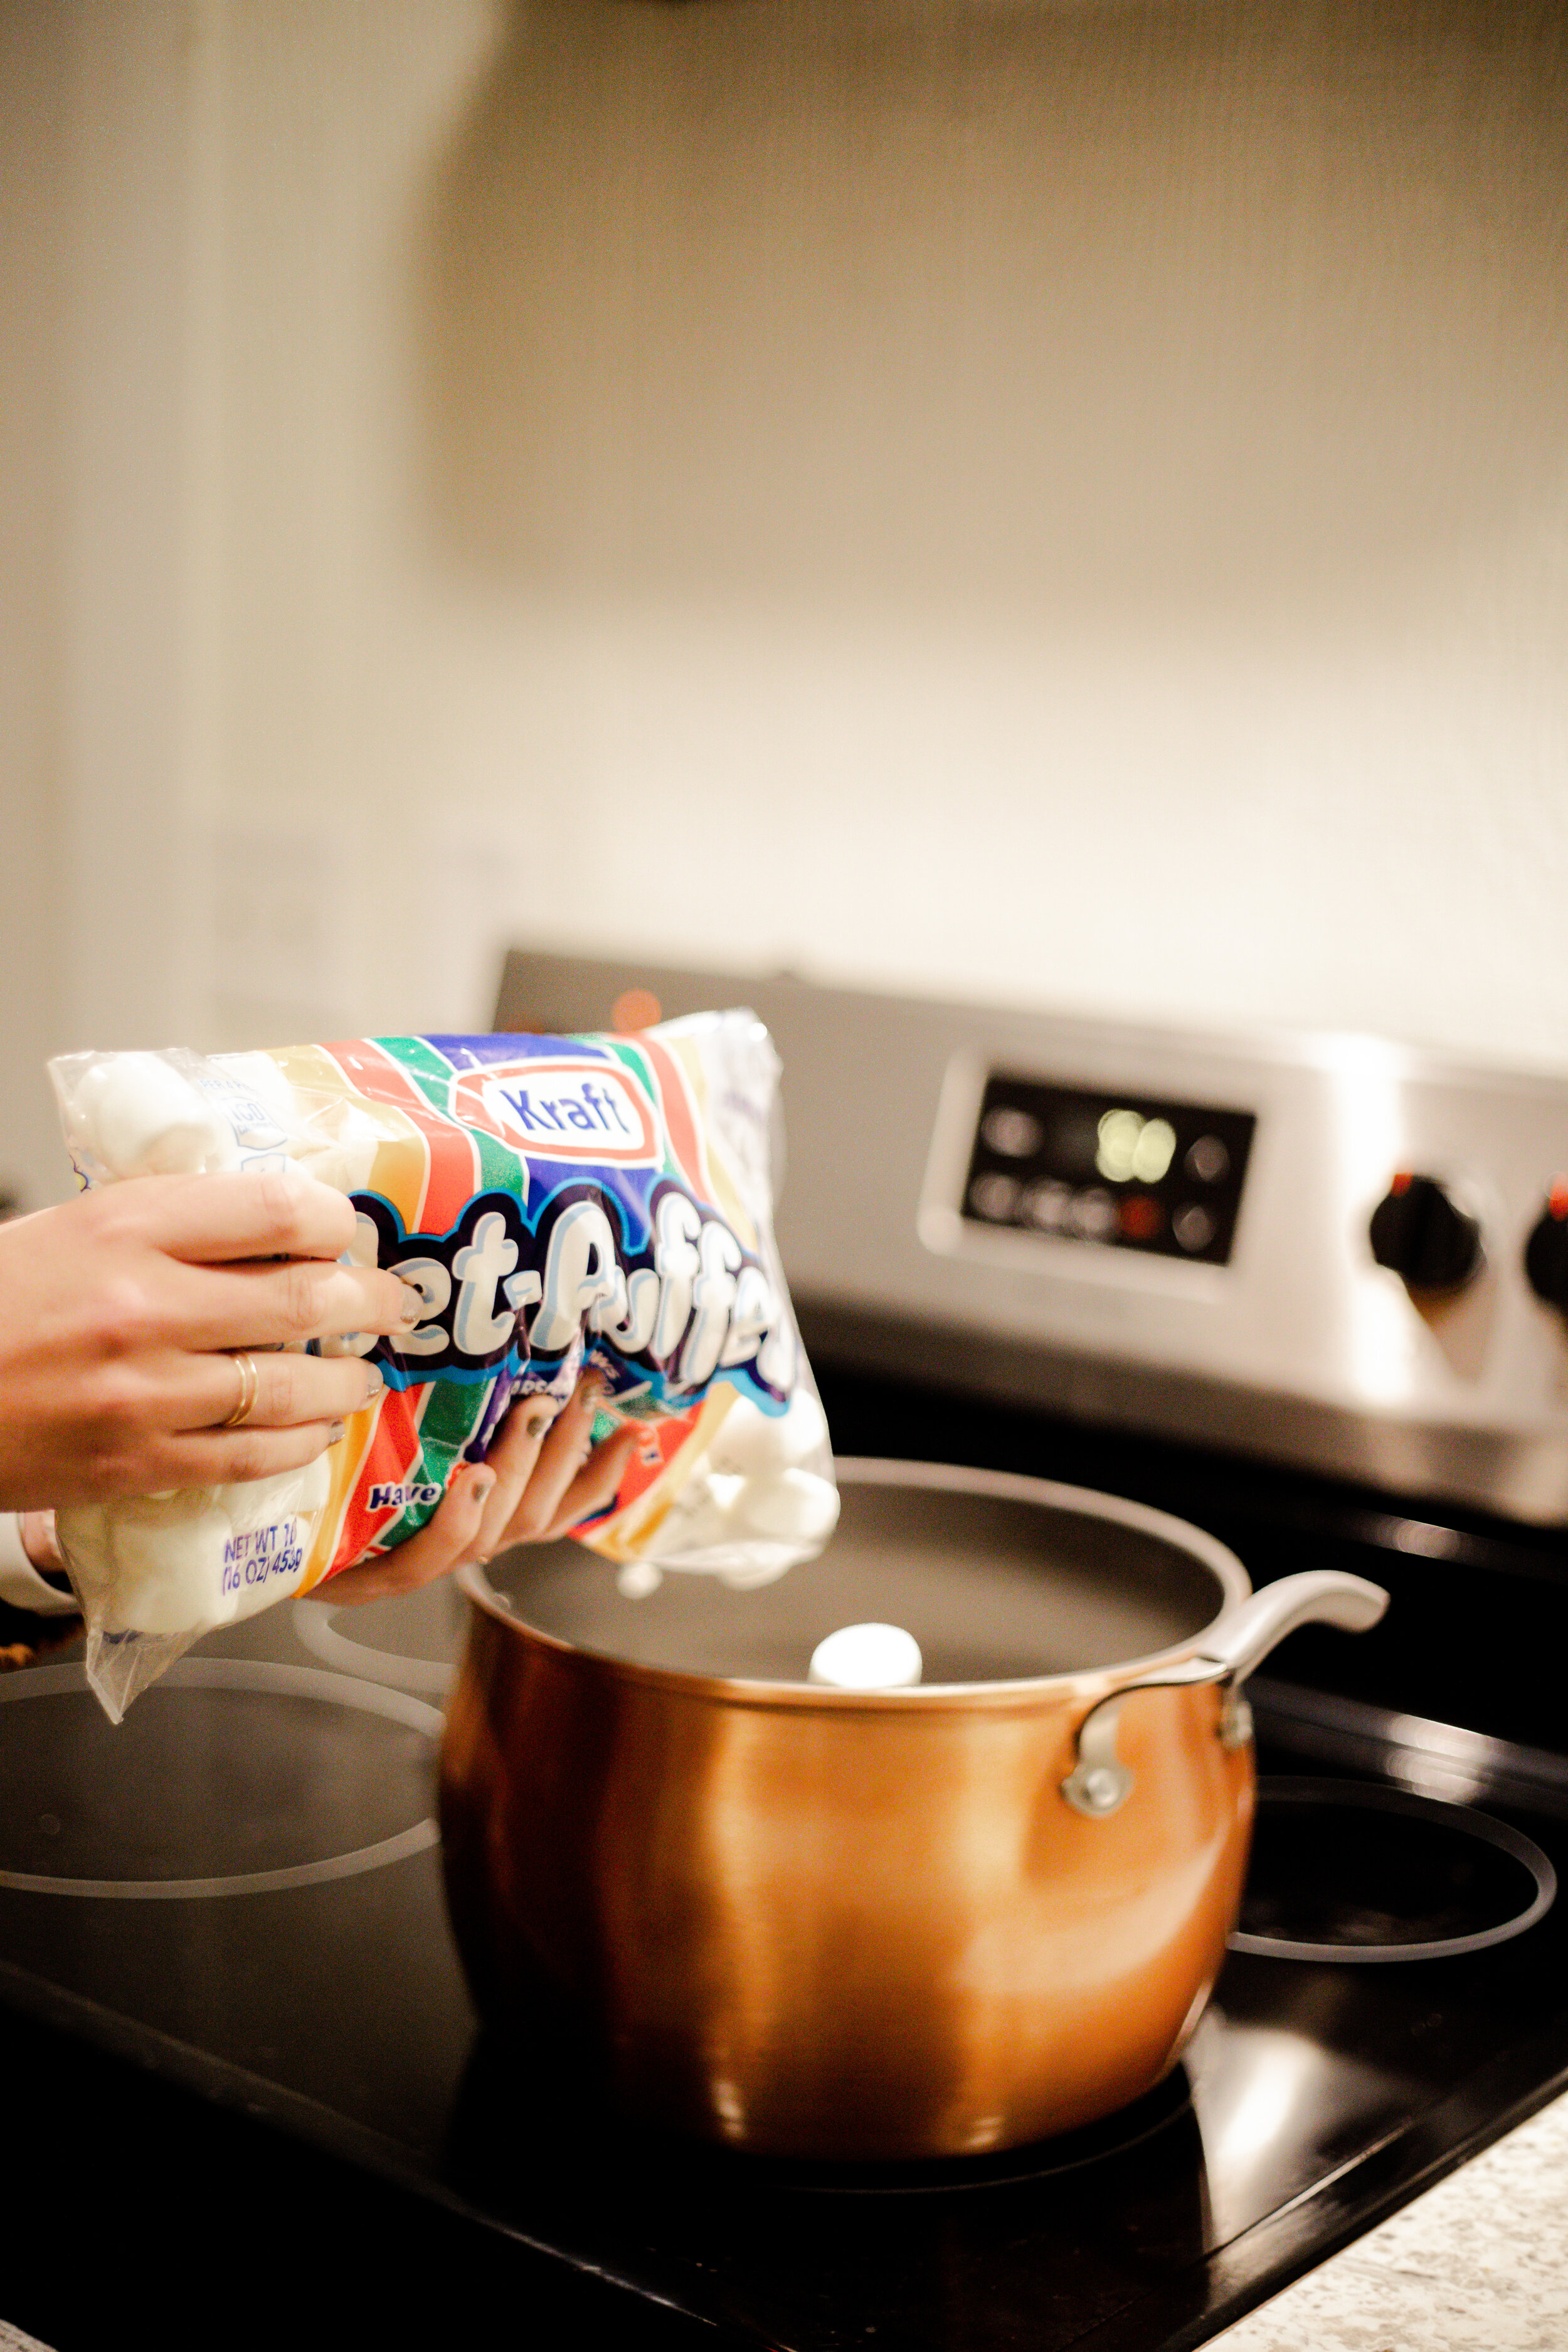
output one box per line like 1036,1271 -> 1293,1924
0,1 -> 66,1208
7,0 -> 1568,1205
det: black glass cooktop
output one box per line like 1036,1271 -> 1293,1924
6,1374 -> 1568,2352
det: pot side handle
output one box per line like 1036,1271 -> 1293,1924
1061,1570 -> 1388,1820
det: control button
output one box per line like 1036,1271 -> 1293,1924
1185,1135 -> 1229,1185
968,1172 -> 1020,1222
1172,1202 -> 1216,1254
1021,1179 -> 1071,1232
981,1106 -> 1043,1158
1369,1173 -> 1483,1293
1068,1187 -> 1118,1240
1119,1195 -> 1163,1243
1096,1111 -> 1176,1185
1523,1181 -> 1568,1307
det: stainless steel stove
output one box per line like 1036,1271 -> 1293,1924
8,956 -> 1568,2351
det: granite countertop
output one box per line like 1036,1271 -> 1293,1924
1207,2085 -> 1568,2351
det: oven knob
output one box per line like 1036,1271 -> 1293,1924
1368,1173 -> 1482,1293
1524,1184 -> 1568,1307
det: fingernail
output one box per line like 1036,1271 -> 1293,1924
363,1365 -> 385,1403
398,1280 -> 426,1329
328,1419 -> 347,1445
523,1405 -> 555,1440
469,1469 -> 496,1504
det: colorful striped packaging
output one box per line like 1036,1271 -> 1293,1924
49,1014 -> 835,1719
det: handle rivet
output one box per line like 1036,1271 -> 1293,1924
1062,1760 -> 1135,1818
1220,1692 -> 1254,1751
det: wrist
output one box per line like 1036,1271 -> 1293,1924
0,1512 -> 78,1614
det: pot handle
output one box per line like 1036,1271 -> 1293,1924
1061,1570 -> 1388,1820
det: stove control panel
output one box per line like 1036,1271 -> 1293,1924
492,949 -> 1568,1525
960,1074 -> 1255,1266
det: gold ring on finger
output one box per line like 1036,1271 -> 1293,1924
220,1351 -> 260,1430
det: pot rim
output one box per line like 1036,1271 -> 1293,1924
456,1457 -> 1254,1714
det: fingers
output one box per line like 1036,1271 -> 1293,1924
479,1379 -> 644,1555
115,1168 -> 360,1265
326,1464 -> 497,1605
174,1350 -> 386,1435
264,1380 -> 642,1610
538,1421 -> 644,1540
96,1168 -> 423,1348
164,1258 -> 423,1354
159,1367 -> 642,1609
488,1375 -> 608,1547
465,1386 -> 571,1560
320,1375 -> 644,1608
150,1417 -> 351,1490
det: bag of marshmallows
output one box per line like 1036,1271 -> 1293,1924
50,1015 -> 837,1719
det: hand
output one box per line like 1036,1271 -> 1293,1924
326,1371 -> 644,1604
0,1170 -> 423,1510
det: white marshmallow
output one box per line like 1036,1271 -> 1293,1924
809,1622 -> 923,1690
78,1054 -> 224,1179
649,1470 -> 747,1557
115,1512 -> 234,1634
56,1456 -> 334,1640
296,1450 -> 334,1515
225,1450 -> 332,1528
99,1493 -> 236,1636
731,1468 -> 840,1546
294,1128 -> 381,1195
213,1459 -> 331,1625
707,1389 -> 830,1479
285,1091 -> 385,1196
616,1559 -> 664,1600
716,1554 -> 797,1591
210,1052 -> 302,1133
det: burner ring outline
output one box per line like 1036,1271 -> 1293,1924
1227,1776 -> 1557,1963
0,1656 -> 443,1900
292,1597 -> 455,1695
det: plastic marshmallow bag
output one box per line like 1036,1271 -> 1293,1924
49,1017 -> 837,1719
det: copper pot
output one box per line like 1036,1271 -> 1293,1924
439,1461 -> 1385,2161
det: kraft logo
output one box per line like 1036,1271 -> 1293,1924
454,1059 -> 660,1166
368,1481 -> 440,1513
